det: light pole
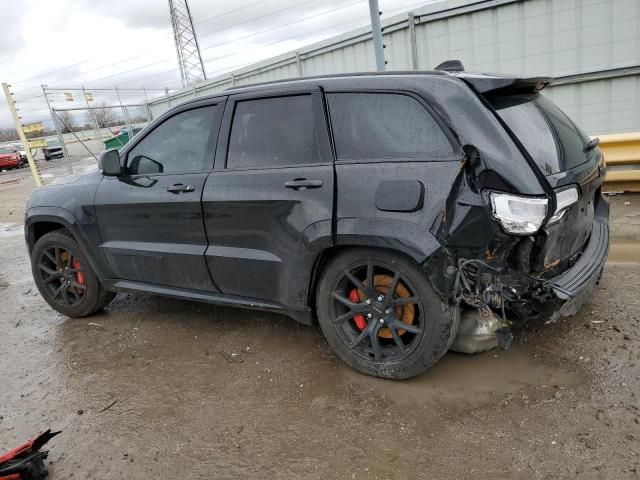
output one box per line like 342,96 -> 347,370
368,0 -> 385,71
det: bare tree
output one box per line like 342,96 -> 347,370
91,103 -> 117,128
56,111 -> 75,133
129,107 -> 149,124
0,128 -> 18,142
131,114 -> 149,124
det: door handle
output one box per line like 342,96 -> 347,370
284,178 -> 323,190
166,183 -> 195,193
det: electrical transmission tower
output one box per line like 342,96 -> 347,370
168,0 -> 207,87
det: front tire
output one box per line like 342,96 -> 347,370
316,248 -> 459,380
31,230 -> 115,318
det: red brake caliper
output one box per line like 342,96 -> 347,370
349,289 -> 367,331
72,258 -> 85,285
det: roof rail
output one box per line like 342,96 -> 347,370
224,70 -> 446,91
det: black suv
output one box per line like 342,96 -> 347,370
25,66 -> 609,379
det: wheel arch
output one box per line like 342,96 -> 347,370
29,220 -> 68,248
26,207 -> 111,281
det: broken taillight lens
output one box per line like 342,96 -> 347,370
547,186 -> 579,224
488,191 -> 548,235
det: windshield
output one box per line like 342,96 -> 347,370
0,147 -> 14,154
490,93 -> 592,174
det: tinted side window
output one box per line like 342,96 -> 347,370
327,93 -> 454,161
227,95 -> 319,169
127,106 -> 217,175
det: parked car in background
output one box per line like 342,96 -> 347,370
25,65 -> 609,379
0,145 -> 23,170
113,126 -> 142,136
10,143 -> 27,162
42,140 -> 64,161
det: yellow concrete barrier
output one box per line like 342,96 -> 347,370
598,132 -> 640,192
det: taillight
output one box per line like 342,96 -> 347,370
486,191 -> 548,235
547,186 -> 579,224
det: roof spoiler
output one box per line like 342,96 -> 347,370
434,59 -> 552,94
459,74 -> 552,95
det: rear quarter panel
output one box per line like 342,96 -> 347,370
334,161 -> 462,262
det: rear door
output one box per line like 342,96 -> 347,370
325,90 -> 464,251
95,100 -> 224,291
202,87 -> 334,309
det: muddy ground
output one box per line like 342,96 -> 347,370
1,169 -> 640,479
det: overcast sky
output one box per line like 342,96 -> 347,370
0,0 -> 440,129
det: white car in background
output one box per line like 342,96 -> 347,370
10,143 -> 27,162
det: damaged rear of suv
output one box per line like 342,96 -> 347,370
315,64 -> 608,376
427,64 -> 609,355
25,63 -> 608,380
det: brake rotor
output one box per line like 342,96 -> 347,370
351,273 -> 415,339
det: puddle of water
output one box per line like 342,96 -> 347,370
608,242 -> 640,263
348,347 -> 579,407
0,222 -> 23,238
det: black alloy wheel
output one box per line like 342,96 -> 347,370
317,248 -> 459,379
31,230 -> 115,317
35,245 -> 87,307
329,260 -> 424,362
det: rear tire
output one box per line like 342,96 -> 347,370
31,230 -> 115,318
316,248 -> 459,380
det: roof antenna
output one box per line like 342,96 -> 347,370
435,60 -> 465,72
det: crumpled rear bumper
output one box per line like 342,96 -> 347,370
546,198 -> 609,319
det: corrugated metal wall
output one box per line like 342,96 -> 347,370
149,0 -> 640,135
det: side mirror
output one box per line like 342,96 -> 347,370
100,149 -> 122,176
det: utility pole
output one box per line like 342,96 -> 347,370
368,0 -> 386,71
168,0 -> 207,86
2,83 -> 43,186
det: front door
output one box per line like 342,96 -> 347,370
95,100 -> 224,292
202,89 -> 334,310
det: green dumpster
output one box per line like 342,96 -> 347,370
103,132 -> 130,150
102,127 -> 143,150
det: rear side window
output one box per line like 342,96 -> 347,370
227,95 -> 320,169
327,93 -> 454,161
127,106 -> 217,175
490,94 -> 591,174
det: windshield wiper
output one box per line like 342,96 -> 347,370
585,137 -> 600,152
